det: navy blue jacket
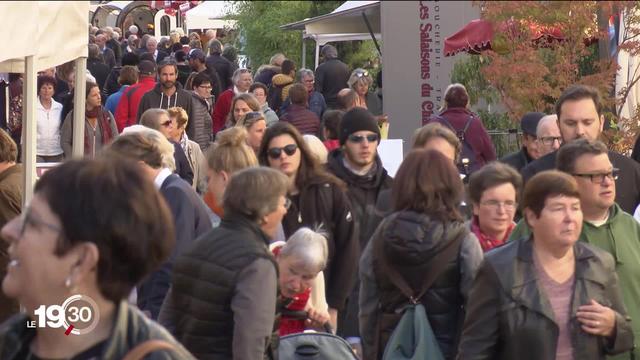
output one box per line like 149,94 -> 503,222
137,174 -> 212,319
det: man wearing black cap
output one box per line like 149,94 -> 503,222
326,107 -> 393,339
499,112 -> 545,172
185,48 -> 222,101
114,59 -> 157,132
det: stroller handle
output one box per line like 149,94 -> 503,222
280,309 -> 334,334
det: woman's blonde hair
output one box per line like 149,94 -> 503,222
206,126 -> 257,174
167,107 -> 189,129
235,111 -> 265,129
227,93 -> 261,126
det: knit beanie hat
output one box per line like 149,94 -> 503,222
339,108 -> 380,145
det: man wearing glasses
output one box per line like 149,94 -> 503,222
327,107 -> 393,340
500,112 -> 545,172
557,139 -> 640,359
536,114 -> 562,157
521,85 -> 640,214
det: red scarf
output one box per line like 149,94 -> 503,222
84,106 -> 114,156
470,216 -> 514,252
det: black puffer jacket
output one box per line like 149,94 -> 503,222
359,211 -> 483,360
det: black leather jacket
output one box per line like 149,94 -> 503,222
457,237 -> 634,360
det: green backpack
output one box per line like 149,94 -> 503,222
375,231 -> 463,360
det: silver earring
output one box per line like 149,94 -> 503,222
65,276 -> 72,288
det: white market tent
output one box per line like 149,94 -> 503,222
281,0 -> 381,69
0,1 -> 89,202
184,1 -> 236,32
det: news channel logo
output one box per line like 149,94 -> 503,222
26,294 -> 100,335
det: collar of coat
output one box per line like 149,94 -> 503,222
508,237 -> 607,325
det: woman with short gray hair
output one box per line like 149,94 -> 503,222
159,167 -> 289,359
271,227 -> 331,335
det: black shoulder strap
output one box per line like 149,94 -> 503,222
461,115 -> 473,135
433,115 -> 456,132
373,223 -> 464,303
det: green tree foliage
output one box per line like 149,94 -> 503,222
230,1 -> 342,68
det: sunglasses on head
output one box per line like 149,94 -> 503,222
348,134 -> 379,143
267,144 -> 298,159
354,70 -> 369,78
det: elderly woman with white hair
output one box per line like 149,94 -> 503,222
270,227 -> 331,335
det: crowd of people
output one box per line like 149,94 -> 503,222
0,22 -> 638,360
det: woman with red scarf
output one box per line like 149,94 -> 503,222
61,81 -> 118,158
468,162 -> 522,252
270,227 -> 331,336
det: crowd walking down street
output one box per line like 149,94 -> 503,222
0,12 -> 639,360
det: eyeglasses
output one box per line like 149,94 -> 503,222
572,168 -> 619,184
267,144 -> 298,159
284,197 -> 292,210
160,120 -> 173,128
538,136 -> 563,146
19,207 -> 62,237
354,70 -> 369,78
348,134 -> 379,144
480,200 -> 517,211
198,84 -> 212,90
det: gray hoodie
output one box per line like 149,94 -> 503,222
136,82 -> 195,138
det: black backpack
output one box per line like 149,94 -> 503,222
432,115 -> 479,176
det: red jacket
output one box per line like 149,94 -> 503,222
114,76 -> 156,132
212,89 -> 234,135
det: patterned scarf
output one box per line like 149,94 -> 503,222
470,216 -> 515,252
84,106 -> 114,155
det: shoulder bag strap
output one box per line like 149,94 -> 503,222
461,115 -> 474,135
122,339 -> 177,360
374,225 -> 464,303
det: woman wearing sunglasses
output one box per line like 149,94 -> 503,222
235,111 -> 267,154
259,122 -> 358,331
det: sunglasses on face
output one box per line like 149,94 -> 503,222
160,120 -> 173,128
348,134 -> 379,144
267,144 -> 298,159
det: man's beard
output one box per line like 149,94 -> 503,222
161,81 -> 175,89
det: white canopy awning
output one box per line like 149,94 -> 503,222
281,1 -> 380,68
0,1 -> 88,73
185,1 -> 236,31
0,1 -> 89,203
281,1 -> 380,36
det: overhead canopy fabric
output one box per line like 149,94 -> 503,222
185,1 -> 235,30
281,0 -> 380,37
0,1 -> 89,72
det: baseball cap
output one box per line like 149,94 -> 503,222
520,112 -> 546,136
138,60 -> 156,75
189,49 -> 205,61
